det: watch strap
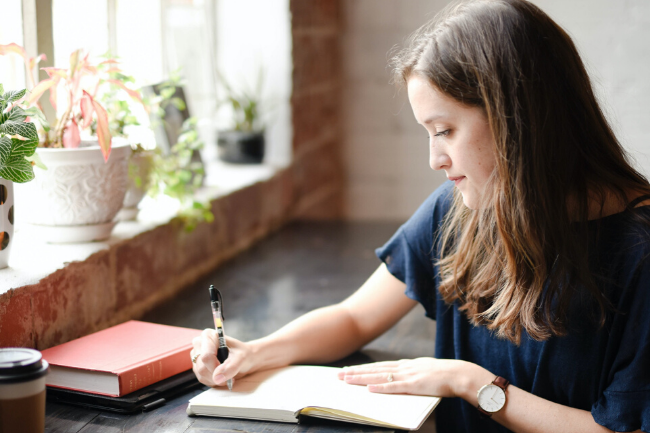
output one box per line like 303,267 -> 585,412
477,376 -> 509,418
478,405 -> 492,418
493,376 -> 510,391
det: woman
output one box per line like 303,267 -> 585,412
192,1 -> 650,431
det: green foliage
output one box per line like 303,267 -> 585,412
95,53 -> 145,138
149,117 -> 213,231
153,69 -> 187,118
0,85 -> 43,183
217,70 -> 265,133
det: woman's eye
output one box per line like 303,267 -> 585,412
434,129 -> 450,137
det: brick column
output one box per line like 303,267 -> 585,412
290,0 -> 345,219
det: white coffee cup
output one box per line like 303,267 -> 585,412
0,348 -> 49,433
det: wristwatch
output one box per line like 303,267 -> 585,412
477,376 -> 509,417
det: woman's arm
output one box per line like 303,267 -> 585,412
249,263 -> 417,368
192,264 -> 417,386
341,360 -> 639,433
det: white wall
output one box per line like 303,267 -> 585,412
342,0 -> 650,221
342,0 -> 449,221
530,0 -> 650,177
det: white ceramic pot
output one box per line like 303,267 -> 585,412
16,140 -> 132,243
118,149 -> 155,221
0,179 -> 14,268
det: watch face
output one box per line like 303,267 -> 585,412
477,384 -> 506,413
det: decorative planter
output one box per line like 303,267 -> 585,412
0,179 -> 14,269
117,149 -> 155,221
15,140 -> 132,243
217,130 -> 264,164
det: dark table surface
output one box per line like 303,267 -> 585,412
45,222 -> 438,433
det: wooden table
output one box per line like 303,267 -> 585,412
45,222 -> 438,433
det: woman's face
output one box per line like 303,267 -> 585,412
407,75 -> 496,209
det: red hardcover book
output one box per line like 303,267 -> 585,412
41,321 -> 201,397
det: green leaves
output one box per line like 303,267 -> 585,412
23,107 -> 50,131
0,86 -> 41,183
0,136 -> 37,183
216,70 -> 265,133
149,116 -> 212,231
0,117 -> 38,143
3,89 -> 26,104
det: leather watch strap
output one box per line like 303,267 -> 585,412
493,376 -> 510,391
477,376 -> 509,418
478,404 -> 492,418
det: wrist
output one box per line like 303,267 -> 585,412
453,362 -> 495,404
246,336 -> 288,373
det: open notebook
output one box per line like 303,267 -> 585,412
187,365 -> 440,430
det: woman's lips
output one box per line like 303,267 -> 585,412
449,176 -> 465,186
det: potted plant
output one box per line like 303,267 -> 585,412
216,71 -> 266,164
0,85 -> 41,268
0,44 -> 131,243
94,57 -> 156,221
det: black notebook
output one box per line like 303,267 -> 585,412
46,369 -> 204,413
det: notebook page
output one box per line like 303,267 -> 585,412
300,368 -> 439,430
188,365 -> 439,429
188,368 -> 308,415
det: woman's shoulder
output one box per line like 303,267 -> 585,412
591,206 -> 650,300
596,206 -> 650,255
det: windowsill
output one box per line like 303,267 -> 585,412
0,159 -> 286,297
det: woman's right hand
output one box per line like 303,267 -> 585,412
191,329 -> 255,388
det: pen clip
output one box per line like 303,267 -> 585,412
216,288 -> 225,321
209,285 -> 225,321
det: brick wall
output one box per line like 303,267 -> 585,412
290,0 -> 344,219
0,1 -> 345,350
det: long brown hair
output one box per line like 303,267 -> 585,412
390,0 -> 650,343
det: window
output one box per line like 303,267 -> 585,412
3,0 -> 291,164
0,0 -> 25,91
214,0 -> 292,166
52,0 -> 109,67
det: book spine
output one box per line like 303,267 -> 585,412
117,348 -> 192,396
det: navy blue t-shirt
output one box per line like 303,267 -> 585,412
376,181 -> 650,433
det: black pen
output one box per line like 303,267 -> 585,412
209,285 -> 233,391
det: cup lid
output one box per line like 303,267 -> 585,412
0,348 -> 49,384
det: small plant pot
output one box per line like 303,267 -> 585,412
117,149 -> 155,221
217,130 -> 264,164
0,179 -> 14,269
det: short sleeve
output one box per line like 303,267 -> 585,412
375,181 -> 454,320
591,249 -> 650,432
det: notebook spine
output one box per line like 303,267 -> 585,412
118,349 -> 192,395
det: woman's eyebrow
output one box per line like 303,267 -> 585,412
422,114 -> 448,124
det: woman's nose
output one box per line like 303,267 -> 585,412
430,149 -> 451,171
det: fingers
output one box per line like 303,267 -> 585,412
212,339 -> 244,385
367,381 -> 411,394
191,331 -> 249,389
337,361 -> 402,380
338,360 -> 413,394
191,329 -> 219,387
200,328 -> 219,371
342,372 -> 398,385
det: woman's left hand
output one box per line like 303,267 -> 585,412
337,357 -> 472,397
